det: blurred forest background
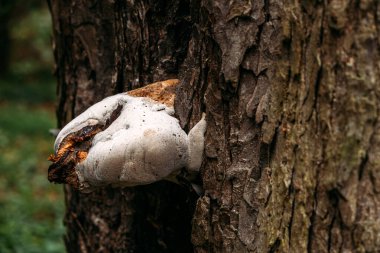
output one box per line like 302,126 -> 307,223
0,1 -> 65,252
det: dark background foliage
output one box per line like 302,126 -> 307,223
0,1 -> 65,252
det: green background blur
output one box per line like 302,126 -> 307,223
0,1 -> 65,252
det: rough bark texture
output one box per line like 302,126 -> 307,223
48,0 -> 380,252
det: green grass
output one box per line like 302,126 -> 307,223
0,103 -> 65,253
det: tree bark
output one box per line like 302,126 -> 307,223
49,0 -> 380,252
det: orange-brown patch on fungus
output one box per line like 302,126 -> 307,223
127,79 -> 178,107
76,151 -> 88,161
143,129 -> 157,137
49,141 -> 74,163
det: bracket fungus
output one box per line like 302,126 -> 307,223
48,79 -> 207,192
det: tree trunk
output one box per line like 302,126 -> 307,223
48,0 -> 380,252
